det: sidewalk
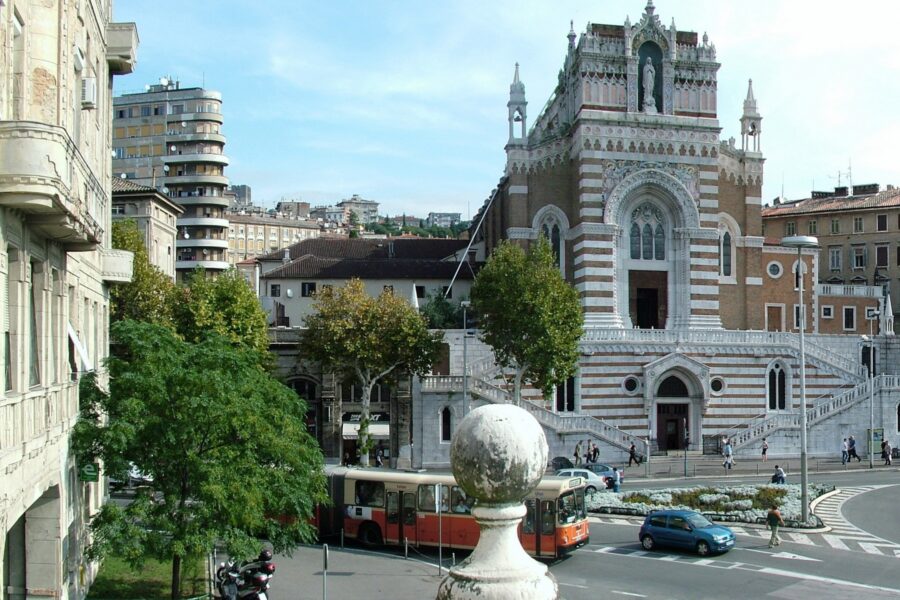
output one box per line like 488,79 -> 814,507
270,544 -> 442,600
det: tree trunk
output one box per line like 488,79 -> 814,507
358,384 -> 372,466
171,553 -> 182,600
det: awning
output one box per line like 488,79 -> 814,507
342,422 -> 390,440
67,322 -> 93,372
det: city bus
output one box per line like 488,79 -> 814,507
315,467 -> 589,559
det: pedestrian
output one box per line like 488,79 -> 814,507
722,439 -> 733,470
884,439 -> 893,466
766,504 -> 785,547
574,440 -> 582,466
841,438 -> 849,465
592,442 -> 599,463
771,464 -> 786,484
628,442 -> 640,466
611,467 -> 621,493
881,439 -> 887,463
761,438 -> 768,462
375,447 -> 384,468
848,435 -> 861,462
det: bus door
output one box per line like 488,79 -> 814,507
385,491 -> 400,544
401,492 -> 418,545
520,498 -> 538,554
538,499 -> 557,558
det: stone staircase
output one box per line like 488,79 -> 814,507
722,375 -> 900,450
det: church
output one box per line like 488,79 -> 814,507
412,2 -> 898,468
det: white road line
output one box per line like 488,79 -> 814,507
784,533 -> 815,545
611,591 -> 647,598
593,546 -> 616,553
693,558 -> 714,566
758,566 -> 900,594
822,534 -> 850,550
656,555 -> 679,561
729,527 -> 748,535
859,542 -> 887,556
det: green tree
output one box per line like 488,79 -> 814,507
470,237 -> 583,403
420,292 -> 465,329
172,268 -> 270,355
302,279 -> 442,464
72,320 -> 327,600
110,220 -> 176,327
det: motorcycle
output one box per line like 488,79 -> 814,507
216,550 -> 276,600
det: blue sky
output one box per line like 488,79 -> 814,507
113,1 -> 900,218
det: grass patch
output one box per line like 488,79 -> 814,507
88,555 -> 206,600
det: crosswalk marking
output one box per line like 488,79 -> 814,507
812,486 -> 900,557
822,534 -> 850,550
784,532 -> 815,545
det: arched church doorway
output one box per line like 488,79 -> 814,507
656,375 -> 689,451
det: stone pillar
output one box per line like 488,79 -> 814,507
25,487 -> 62,600
436,404 -> 558,599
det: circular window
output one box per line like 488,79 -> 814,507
767,261 -> 783,278
710,377 -> 725,395
622,376 -> 641,395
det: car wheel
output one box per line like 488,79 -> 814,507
696,540 -> 710,556
641,535 -> 655,551
586,485 -> 597,495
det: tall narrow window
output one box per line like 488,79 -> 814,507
630,223 -> 641,259
3,247 -> 14,392
641,224 -> 653,259
29,262 -> 40,387
630,204 -> 666,261
768,362 -> 786,411
721,231 -> 733,277
440,407 -> 452,442
654,224 -> 665,260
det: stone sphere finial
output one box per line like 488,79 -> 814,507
437,404 -> 558,600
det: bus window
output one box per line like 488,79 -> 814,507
355,481 -> 384,507
402,493 -> 416,526
451,486 -> 471,514
439,485 -> 450,513
523,499 -> 536,534
574,487 -> 586,519
541,501 -> 555,535
418,484 -> 437,512
557,492 -> 577,524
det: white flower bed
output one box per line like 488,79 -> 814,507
588,483 -> 827,528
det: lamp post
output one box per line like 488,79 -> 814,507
461,300 -> 471,416
862,307 -> 879,469
782,235 -> 818,524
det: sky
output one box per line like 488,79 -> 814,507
113,1 -> 900,218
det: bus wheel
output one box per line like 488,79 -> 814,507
358,522 -> 383,547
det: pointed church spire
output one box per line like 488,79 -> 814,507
743,78 -> 759,116
740,78 -> 762,152
645,0 -> 655,16
568,20 -> 576,48
508,63 -> 527,145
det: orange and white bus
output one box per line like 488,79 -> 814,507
316,467 -> 590,559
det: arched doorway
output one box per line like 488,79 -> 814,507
655,375 -> 690,452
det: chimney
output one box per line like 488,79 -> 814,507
282,248 -> 290,264
834,186 -> 848,197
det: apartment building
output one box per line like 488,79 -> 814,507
112,178 -> 183,279
426,212 -> 462,228
1,2 -> 137,598
337,194 -> 379,223
112,80 -> 229,281
227,213 -> 321,265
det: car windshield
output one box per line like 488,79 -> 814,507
685,513 -> 714,529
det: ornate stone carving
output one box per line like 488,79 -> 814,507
593,160 -> 699,210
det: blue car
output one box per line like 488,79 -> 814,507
639,510 -> 735,556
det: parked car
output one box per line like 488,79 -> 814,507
128,464 -> 154,487
555,468 -> 608,495
639,510 -> 735,556
582,462 -> 625,483
549,456 -> 574,471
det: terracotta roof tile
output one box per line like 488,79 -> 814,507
761,187 -> 900,217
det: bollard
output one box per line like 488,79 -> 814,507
452,552 -> 456,566
322,544 -> 329,600
340,528 -> 344,549
404,537 -> 409,560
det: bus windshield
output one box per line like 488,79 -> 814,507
557,489 -> 586,524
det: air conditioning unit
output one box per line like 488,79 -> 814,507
81,77 -> 97,109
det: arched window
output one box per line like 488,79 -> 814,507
539,213 -> 565,271
657,375 -> 689,397
768,362 -> 786,410
629,203 -> 666,261
721,231 -> 732,277
441,407 -> 452,442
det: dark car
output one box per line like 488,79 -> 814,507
550,456 -> 574,471
639,510 -> 735,556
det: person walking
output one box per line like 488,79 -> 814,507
574,440 -> 582,465
848,435 -> 861,462
771,465 -> 786,484
722,439 -> 733,470
761,438 -> 768,462
611,467 -> 621,493
767,504 -> 785,547
841,438 -> 849,465
628,442 -> 641,466
884,439 -> 893,466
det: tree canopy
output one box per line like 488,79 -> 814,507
73,320 -> 327,600
420,292 -> 466,329
110,219 -> 176,327
172,268 -> 270,355
470,237 -> 583,402
302,279 -> 442,463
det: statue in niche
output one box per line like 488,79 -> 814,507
642,57 -> 657,114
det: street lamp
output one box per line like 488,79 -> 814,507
862,307 -> 880,470
460,301 -> 471,416
782,235 -> 818,524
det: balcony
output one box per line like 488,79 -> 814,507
816,284 -> 881,298
166,174 -> 229,187
0,121 -> 105,249
169,112 -> 225,125
101,248 -> 134,283
176,259 -> 230,271
165,132 -> 227,145
106,22 -> 138,75
176,238 -> 229,249
163,153 -> 230,166
177,216 -> 229,228
173,195 -> 230,208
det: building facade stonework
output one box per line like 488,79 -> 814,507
414,3 -> 897,468
1,2 -> 137,598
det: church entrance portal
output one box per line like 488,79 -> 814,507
630,271 -> 667,329
656,403 -> 688,452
